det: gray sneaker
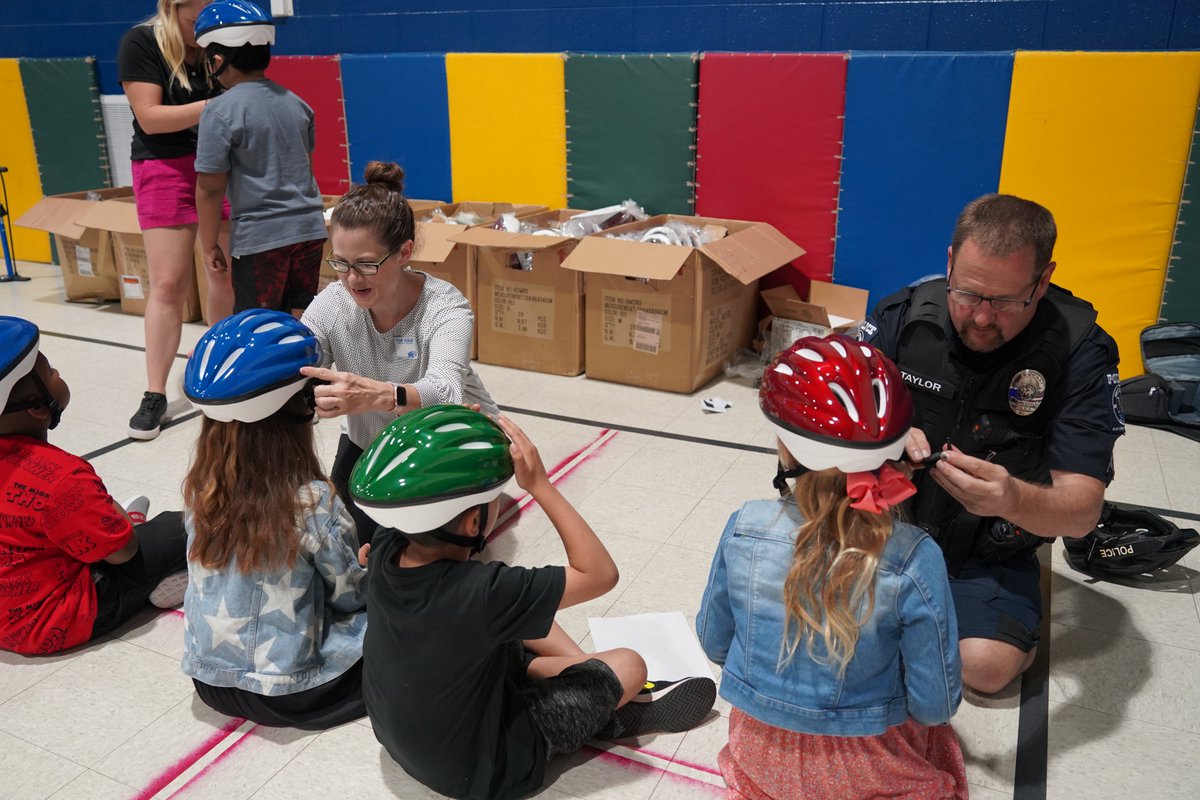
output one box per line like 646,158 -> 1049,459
128,392 -> 169,440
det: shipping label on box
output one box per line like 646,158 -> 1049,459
601,291 -> 673,355
491,279 -> 556,340
120,273 -> 145,300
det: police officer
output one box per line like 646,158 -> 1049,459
858,194 -> 1124,693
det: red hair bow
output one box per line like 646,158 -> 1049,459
846,463 -> 916,514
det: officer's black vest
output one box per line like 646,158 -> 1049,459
893,279 -> 1096,566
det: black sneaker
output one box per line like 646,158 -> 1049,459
605,676 -> 716,739
128,392 -> 169,440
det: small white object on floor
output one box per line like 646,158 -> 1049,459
700,396 -> 732,413
588,611 -> 714,683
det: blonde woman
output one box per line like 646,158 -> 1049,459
697,336 -> 966,800
118,0 -> 231,440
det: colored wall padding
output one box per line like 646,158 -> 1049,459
264,56 -> 350,195
0,58 -> 51,264
834,52 -> 1013,306
1162,102 -> 1200,326
341,54 -> 451,201
19,58 -> 109,196
445,53 -> 566,208
694,53 -> 846,292
999,52 -> 1200,376
565,53 -> 697,216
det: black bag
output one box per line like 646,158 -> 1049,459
1120,322 -> 1200,441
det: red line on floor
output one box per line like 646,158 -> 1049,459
133,716 -> 246,800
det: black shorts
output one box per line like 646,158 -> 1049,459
193,659 -> 365,731
231,238 -> 323,314
950,552 -> 1042,652
513,645 -> 622,759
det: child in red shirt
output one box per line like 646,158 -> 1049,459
0,316 -> 188,655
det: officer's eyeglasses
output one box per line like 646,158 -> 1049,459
946,267 -> 1039,314
325,249 -> 395,276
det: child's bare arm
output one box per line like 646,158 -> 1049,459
496,416 -> 618,608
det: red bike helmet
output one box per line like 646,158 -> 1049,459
760,334 -> 913,472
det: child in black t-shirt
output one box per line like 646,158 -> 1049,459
352,407 -> 716,800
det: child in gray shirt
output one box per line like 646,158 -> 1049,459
194,1 -> 326,317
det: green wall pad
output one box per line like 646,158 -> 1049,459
1163,101 -> 1200,324
19,58 -> 109,195
565,54 -> 697,215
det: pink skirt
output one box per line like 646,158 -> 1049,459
719,708 -> 969,800
131,154 -> 229,230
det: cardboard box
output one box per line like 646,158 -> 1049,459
411,202 -> 546,359
14,187 -> 134,302
317,197 -> 445,293
452,210 -> 588,376
76,199 -> 202,322
760,281 -> 869,358
563,214 -> 806,393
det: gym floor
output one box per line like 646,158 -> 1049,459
2,261 -> 1198,800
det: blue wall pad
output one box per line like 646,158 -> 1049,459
834,52 -> 1013,306
341,53 -> 451,202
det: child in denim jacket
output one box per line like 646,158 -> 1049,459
181,310 -> 366,729
697,335 -> 966,800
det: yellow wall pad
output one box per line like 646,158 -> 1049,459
446,53 -> 566,209
999,51 -> 1200,376
0,59 -> 51,264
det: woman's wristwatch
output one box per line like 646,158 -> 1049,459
391,382 -> 407,411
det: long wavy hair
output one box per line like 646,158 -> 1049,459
183,395 -> 327,573
147,0 -> 199,92
781,464 -> 895,676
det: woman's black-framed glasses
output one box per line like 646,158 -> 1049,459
946,266 -> 1039,314
325,249 -> 395,276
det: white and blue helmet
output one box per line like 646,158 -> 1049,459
195,0 -> 276,48
185,310 -> 321,423
0,316 -> 40,414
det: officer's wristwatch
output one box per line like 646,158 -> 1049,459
392,383 -> 407,410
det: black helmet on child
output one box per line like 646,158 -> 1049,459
1063,501 -> 1200,579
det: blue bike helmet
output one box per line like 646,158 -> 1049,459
195,0 -> 275,48
0,316 -> 40,414
185,310 -> 322,423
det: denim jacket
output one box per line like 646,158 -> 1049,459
182,481 -> 367,695
697,499 -> 961,736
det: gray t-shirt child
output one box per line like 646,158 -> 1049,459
196,78 -> 327,258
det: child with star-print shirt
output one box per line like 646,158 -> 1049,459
181,479 -> 366,728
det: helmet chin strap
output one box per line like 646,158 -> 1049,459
430,502 -> 491,554
3,371 -> 63,429
774,460 -> 808,498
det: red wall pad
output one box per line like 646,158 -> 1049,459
694,53 -> 847,292
265,56 -> 350,195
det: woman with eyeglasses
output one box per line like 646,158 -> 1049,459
300,161 -> 498,546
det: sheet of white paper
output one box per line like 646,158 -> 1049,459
588,612 -> 713,682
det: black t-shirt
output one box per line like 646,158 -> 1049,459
117,24 -> 221,161
363,529 -> 566,800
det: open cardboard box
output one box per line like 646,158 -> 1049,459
450,209 -> 588,376
410,202 -> 547,359
14,187 -> 134,302
562,214 -> 806,393
760,280 -> 870,358
76,198 -> 202,322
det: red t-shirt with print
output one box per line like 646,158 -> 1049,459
0,436 -> 133,654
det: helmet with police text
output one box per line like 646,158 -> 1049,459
349,405 -> 513,536
185,309 -> 321,423
760,334 -> 913,472
195,0 -> 275,48
1063,501 -> 1200,579
0,316 -> 39,414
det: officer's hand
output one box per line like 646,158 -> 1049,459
904,428 -> 933,463
927,446 -> 1018,518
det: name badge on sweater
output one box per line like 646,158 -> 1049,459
395,336 -> 417,360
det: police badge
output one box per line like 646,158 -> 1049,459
1008,369 -> 1046,416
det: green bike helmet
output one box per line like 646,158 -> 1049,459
350,405 -> 513,546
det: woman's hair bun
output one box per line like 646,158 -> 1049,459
363,160 -> 405,195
